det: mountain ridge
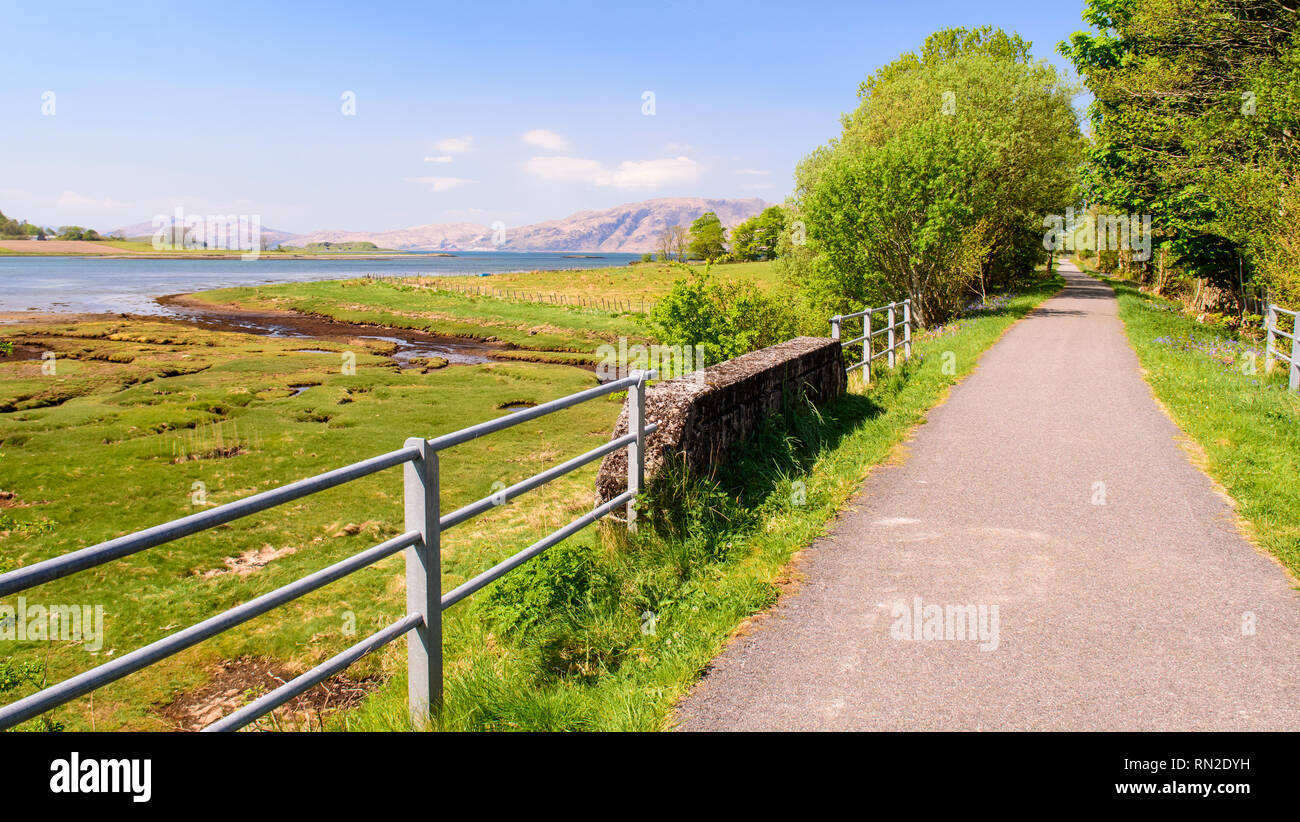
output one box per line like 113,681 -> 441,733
112,197 -> 768,253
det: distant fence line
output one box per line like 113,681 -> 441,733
362,273 -> 655,314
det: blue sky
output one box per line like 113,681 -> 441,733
0,1 -> 1092,234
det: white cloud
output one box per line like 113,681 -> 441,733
522,156 -> 608,184
432,136 -> 474,153
57,191 -> 96,206
57,191 -> 132,209
522,155 -> 703,190
414,177 -> 476,192
423,155 -> 454,163
521,129 -> 569,151
609,157 -> 702,188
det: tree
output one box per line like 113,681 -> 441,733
731,206 -> 787,261
0,210 -> 28,238
658,224 -> 689,262
688,212 -> 727,262
1061,0 -> 1300,307
787,27 -> 1082,325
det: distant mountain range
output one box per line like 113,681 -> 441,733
111,197 -> 768,253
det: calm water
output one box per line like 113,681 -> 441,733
0,252 -> 640,315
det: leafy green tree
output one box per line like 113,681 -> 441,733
730,216 -> 760,261
687,212 -> 727,262
55,226 -> 102,241
787,27 -> 1081,325
731,206 -> 787,261
0,210 -> 28,238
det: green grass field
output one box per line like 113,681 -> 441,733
189,260 -> 777,358
0,319 -> 631,730
429,259 -> 780,299
191,279 -> 652,361
1077,263 -> 1300,578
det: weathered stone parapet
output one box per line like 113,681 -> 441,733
595,336 -> 845,505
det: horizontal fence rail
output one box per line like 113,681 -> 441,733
0,371 -> 658,732
830,299 -> 913,383
1265,304 -> 1300,392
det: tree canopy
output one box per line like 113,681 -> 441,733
1060,0 -> 1300,307
687,212 -> 727,262
782,27 -> 1082,325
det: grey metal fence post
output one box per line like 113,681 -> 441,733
830,315 -> 841,341
902,300 -> 912,361
864,309 -> 872,383
404,436 -> 441,727
887,302 -> 897,369
1290,321 -> 1300,392
1265,305 -> 1276,374
627,372 -> 646,532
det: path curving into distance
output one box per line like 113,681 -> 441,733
676,261 -> 1300,731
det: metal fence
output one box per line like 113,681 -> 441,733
1265,304 -> 1300,392
0,371 -> 658,732
830,299 -> 913,382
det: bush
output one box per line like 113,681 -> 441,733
648,266 -> 800,364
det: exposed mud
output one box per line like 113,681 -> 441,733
161,656 -> 382,731
155,293 -> 506,368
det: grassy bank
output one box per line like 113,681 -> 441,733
1077,263 -> 1300,577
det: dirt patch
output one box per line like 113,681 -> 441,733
156,293 -> 508,355
200,543 -> 297,579
0,343 -> 48,362
324,520 -> 386,539
160,656 -> 382,731
0,490 -> 49,509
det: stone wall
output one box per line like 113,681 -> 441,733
595,336 -> 845,505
